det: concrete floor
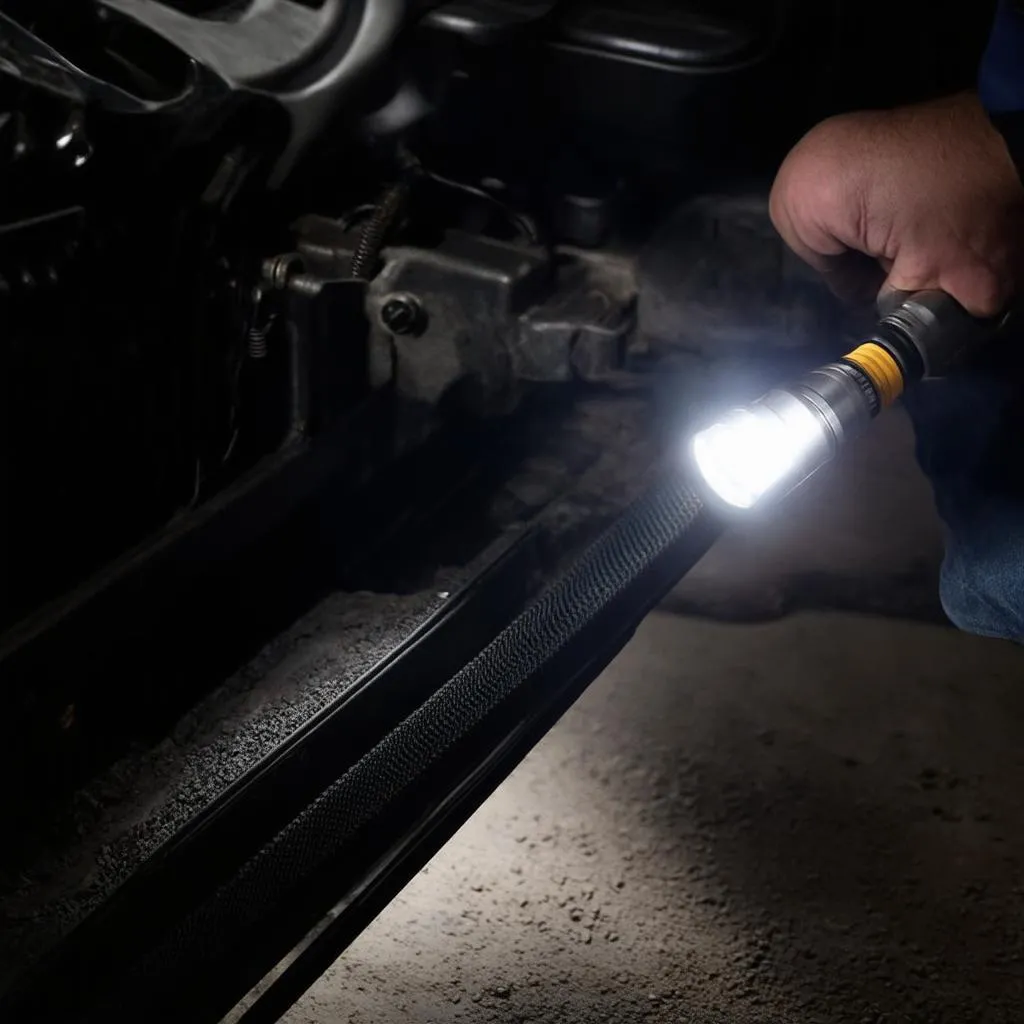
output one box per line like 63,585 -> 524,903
285,411 -> 1024,1024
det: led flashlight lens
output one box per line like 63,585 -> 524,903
690,392 -> 832,509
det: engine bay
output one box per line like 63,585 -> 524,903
0,0 -> 989,630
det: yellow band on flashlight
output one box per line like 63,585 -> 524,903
844,342 -> 905,408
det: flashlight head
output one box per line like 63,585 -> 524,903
690,363 -> 877,510
691,389 -> 835,509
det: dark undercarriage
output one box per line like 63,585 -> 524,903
0,2 -> 996,1020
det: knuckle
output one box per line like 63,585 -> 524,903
786,122 -> 861,209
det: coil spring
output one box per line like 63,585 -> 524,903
247,313 -> 277,360
349,180 -> 410,281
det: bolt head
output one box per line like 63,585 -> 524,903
381,295 -> 425,336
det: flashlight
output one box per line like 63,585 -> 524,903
690,290 -> 1001,510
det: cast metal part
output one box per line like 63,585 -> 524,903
281,218 -> 637,411
363,234 -> 637,402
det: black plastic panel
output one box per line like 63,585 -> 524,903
554,0 -> 774,70
423,0 -> 557,44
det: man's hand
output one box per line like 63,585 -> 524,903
769,91 -> 1024,317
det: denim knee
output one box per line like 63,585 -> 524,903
938,500 -> 1024,642
904,355 -> 1024,643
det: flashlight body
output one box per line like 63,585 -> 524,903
690,290 -> 1003,511
870,290 -> 1001,381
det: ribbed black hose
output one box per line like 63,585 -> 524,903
93,470 -> 713,1015
348,181 -> 409,280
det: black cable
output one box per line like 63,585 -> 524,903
421,167 -> 540,245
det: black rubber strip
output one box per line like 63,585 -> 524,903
232,471 -> 716,1024
89,470 -> 713,1016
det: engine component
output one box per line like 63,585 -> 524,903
367,235 -> 638,401
282,215 -> 638,415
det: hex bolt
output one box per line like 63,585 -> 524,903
380,295 -> 426,336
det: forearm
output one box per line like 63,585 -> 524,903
980,0 -> 1024,177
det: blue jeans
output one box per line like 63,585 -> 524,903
904,339 -> 1024,642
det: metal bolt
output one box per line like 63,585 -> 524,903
380,295 -> 425,336
262,252 -> 305,291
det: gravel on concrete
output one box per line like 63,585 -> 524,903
284,614 -> 1024,1024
